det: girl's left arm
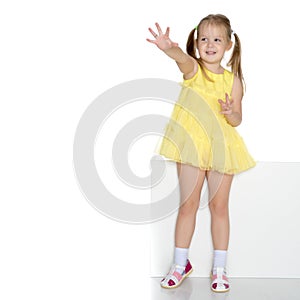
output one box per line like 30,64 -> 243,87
219,76 -> 243,127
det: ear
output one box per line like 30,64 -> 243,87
226,41 -> 233,51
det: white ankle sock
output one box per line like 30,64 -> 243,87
174,247 -> 189,272
213,250 -> 227,270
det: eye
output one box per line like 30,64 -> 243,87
214,38 -> 222,42
200,37 -> 208,42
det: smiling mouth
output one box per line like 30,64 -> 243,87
206,51 -> 216,55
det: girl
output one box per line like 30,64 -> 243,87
147,14 -> 255,293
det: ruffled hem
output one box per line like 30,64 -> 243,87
156,121 -> 256,175
157,147 -> 256,175
157,156 -> 256,175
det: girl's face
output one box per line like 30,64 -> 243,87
197,24 -> 232,69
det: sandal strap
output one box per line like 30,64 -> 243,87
211,274 -> 229,284
166,264 -> 185,275
211,267 -> 229,287
165,271 -> 183,284
161,264 -> 185,286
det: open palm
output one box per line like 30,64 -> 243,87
146,23 -> 178,51
219,93 -> 234,115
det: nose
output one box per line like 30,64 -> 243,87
207,40 -> 213,47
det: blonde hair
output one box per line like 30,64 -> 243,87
186,14 -> 244,88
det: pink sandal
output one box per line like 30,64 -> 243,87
211,267 -> 230,293
160,259 -> 193,289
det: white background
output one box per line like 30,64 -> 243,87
1,0 -> 299,299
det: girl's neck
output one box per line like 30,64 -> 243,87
203,62 -> 224,74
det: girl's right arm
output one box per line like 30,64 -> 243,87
147,23 -> 197,78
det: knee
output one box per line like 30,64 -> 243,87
209,199 -> 229,217
178,199 -> 199,216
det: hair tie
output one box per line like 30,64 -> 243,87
231,30 -> 236,35
195,26 -> 198,31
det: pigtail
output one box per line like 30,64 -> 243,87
186,28 -> 197,60
227,32 -> 245,90
186,27 -> 212,81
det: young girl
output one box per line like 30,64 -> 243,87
147,14 -> 255,293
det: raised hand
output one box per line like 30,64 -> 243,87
146,22 -> 178,51
218,93 -> 233,115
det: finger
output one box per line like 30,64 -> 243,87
218,99 -> 225,105
148,27 -> 158,38
225,93 -> 231,105
225,93 -> 231,106
155,22 -> 163,35
228,101 -> 233,109
226,94 -> 233,107
146,38 -> 157,44
165,26 -> 170,37
225,93 -> 229,101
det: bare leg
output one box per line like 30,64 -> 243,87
175,163 -> 206,248
207,171 -> 234,250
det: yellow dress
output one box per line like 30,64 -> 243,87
156,64 -> 256,175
